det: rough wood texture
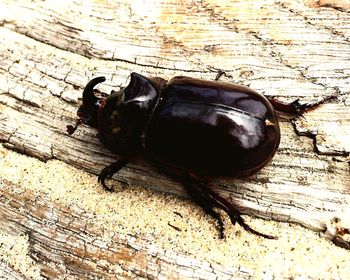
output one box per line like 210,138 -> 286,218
0,0 -> 350,277
1,180 -> 252,279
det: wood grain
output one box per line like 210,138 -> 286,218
1,180 -> 252,279
0,0 -> 349,277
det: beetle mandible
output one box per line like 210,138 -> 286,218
67,72 -> 332,239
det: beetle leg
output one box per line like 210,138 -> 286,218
182,177 -> 225,239
98,158 -> 128,191
214,70 -> 225,81
205,188 -> 277,239
183,175 -> 276,239
268,95 -> 337,115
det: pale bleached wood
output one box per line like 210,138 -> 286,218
1,0 -> 349,154
0,263 -> 25,280
0,180 -> 254,279
0,0 -> 350,277
0,25 -> 349,239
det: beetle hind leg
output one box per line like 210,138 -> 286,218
268,95 -> 337,115
206,186 -> 277,239
183,177 -> 225,238
183,175 -> 276,239
98,158 -> 127,191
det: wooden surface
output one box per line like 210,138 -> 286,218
0,0 -> 350,278
0,179 -> 259,279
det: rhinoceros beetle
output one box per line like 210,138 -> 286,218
67,72 -> 333,239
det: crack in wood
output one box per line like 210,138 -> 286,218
277,1 -> 350,42
316,0 -> 350,13
0,1 -> 350,277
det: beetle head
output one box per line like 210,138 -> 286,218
67,73 -> 159,135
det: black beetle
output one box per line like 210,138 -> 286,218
67,72 -> 333,239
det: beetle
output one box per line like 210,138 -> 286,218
67,72 -> 333,239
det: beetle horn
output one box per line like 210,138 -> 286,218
67,76 -> 106,135
83,76 -> 106,107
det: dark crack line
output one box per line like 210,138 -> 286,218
195,0 -> 346,94
6,128 -> 18,143
291,119 -> 350,157
277,1 -> 350,43
316,1 -> 350,14
4,24 -> 210,74
249,31 -> 342,96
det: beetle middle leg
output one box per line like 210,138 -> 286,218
214,70 -> 232,81
98,158 -> 128,191
182,175 -> 276,239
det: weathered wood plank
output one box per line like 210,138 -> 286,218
0,26 -> 349,239
2,153 -> 350,279
1,0 -> 349,153
1,180 -> 254,279
0,0 -> 350,277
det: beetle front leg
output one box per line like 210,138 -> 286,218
98,158 -> 128,191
